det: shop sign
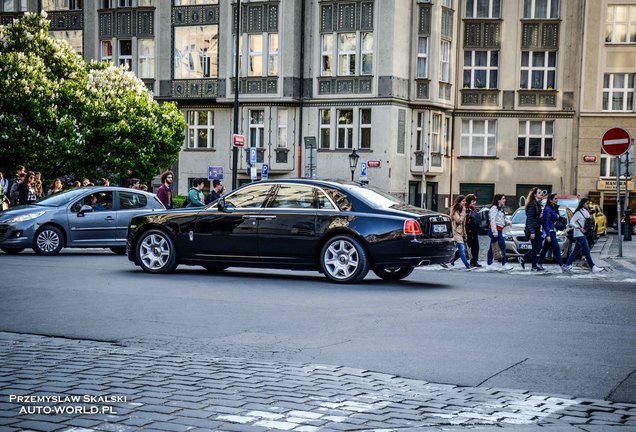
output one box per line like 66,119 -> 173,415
582,155 -> 597,163
596,179 -> 634,191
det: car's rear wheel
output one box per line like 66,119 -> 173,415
320,235 -> 370,283
137,229 -> 178,274
33,226 -> 64,255
373,266 -> 414,281
110,247 -> 127,255
1,247 -> 25,255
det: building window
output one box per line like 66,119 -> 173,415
606,5 -> 636,43
174,26 -> 219,79
518,120 -> 553,157
119,0 -> 131,6
417,37 -> 428,78
416,112 -> 425,152
440,40 -> 451,83
463,50 -> 498,89
50,31 -> 82,54
321,34 -> 334,76
523,0 -> 559,19
138,0 -> 154,6
359,109 -> 371,150
43,0 -> 82,10
337,109 -> 354,149
431,113 -> 442,153
277,109 -> 287,148
248,34 -> 263,77
460,119 -> 497,156
600,147 -> 634,178
268,34 -> 279,76
119,39 -> 132,69
603,74 -> 635,111
3,0 -> 27,11
520,51 -> 556,90
466,0 -> 501,18
138,39 -> 154,79
441,0 -> 453,7
322,31 -> 374,77
101,40 -> 113,62
250,110 -> 265,148
320,109 -> 331,149
186,111 -> 214,149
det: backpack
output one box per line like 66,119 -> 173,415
473,209 -> 486,233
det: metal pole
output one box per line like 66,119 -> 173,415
231,0 -> 241,191
617,156 -> 622,257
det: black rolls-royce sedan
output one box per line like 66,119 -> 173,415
127,179 -> 455,283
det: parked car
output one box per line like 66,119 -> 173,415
589,204 -> 607,236
0,186 -> 165,255
612,212 -> 636,234
127,179 -> 456,283
503,207 -> 573,262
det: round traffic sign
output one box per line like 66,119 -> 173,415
601,127 -> 631,156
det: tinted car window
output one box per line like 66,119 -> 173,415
323,187 -> 353,211
317,189 -> 336,209
119,191 -> 148,209
269,185 -> 315,209
226,184 -> 272,208
70,191 -> 113,212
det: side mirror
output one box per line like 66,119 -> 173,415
78,204 -> 93,216
217,198 -> 235,213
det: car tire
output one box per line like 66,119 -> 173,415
203,265 -> 228,273
1,247 -> 25,255
373,266 -> 414,281
32,226 -> 64,255
632,224 -> 636,235
320,235 -> 370,284
110,247 -> 127,255
136,229 -> 178,274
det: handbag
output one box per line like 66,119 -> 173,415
491,241 -> 503,260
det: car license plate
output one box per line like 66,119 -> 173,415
433,224 -> 447,233
519,244 -> 531,249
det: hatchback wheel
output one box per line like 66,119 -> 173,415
33,226 -> 64,255
137,229 -> 178,274
373,266 -> 414,281
320,235 -> 370,283
1,247 -> 25,255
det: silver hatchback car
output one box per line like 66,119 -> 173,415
0,186 -> 164,255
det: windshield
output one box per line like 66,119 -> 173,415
34,188 -> 89,207
348,185 -> 401,209
511,209 -> 527,224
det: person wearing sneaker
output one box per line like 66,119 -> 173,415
537,192 -> 567,272
487,194 -> 514,271
449,195 -> 472,270
522,187 -> 545,271
564,198 -> 604,274
465,194 -> 482,268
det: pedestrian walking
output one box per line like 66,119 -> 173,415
448,195 -> 472,270
185,178 -> 206,208
486,194 -> 514,271
464,193 -> 481,268
562,198 -> 604,274
47,178 -> 64,196
157,170 -> 174,209
537,192 -> 568,272
0,171 -> 9,210
34,172 -> 44,199
129,178 -> 140,189
205,179 -> 224,205
520,187 -> 544,270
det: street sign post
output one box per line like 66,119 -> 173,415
262,164 -> 269,180
602,128 -> 633,256
207,166 -> 224,181
233,134 -> 246,148
249,147 -> 257,165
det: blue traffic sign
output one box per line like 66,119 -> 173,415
208,166 -> 224,180
250,147 -> 257,165
360,162 -> 367,177
262,164 -> 269,180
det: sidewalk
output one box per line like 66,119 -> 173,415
1,333 -> 636,431
591,232 -> 636,274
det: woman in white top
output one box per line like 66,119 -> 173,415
563,198 -> 603,273
487,194 -> 514,271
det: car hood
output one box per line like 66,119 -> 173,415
0,205 -> 51,221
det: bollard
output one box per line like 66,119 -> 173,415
625,209 -> 632,241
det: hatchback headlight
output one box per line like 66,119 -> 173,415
5,211 -> 46,223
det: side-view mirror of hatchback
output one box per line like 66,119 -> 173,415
77,204 -> 94,217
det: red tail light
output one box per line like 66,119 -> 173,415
404,219 -> 422,235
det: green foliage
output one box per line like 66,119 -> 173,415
0,13 -> 185,183
172,195 -> 187,209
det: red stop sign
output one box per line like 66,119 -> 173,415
601,127 -> 631,156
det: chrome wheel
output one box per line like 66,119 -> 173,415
320,235 -> 370,283
33,226 -> 63,255
139,233 -> 171,270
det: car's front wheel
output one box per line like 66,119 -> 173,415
33,226 -> 64,255
137,229 -> 178,274
1,247 -> 25,255
320,235 -> 370,283
373,266 -> 414,281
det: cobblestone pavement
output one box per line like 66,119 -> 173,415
1,333 -> 636,431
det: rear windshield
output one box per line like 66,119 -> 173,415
348,185 -> 401,209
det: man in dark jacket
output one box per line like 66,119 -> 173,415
522,187 -> 544,270
204,180 -> 224,205
464,194 -> 481,267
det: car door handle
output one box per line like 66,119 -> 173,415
105,216 -> 115,221
260,216 -> 276,221
242,215 -> 258,220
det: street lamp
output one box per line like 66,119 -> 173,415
348,149 -> 359,182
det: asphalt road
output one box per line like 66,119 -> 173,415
1,249 -> 635,404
